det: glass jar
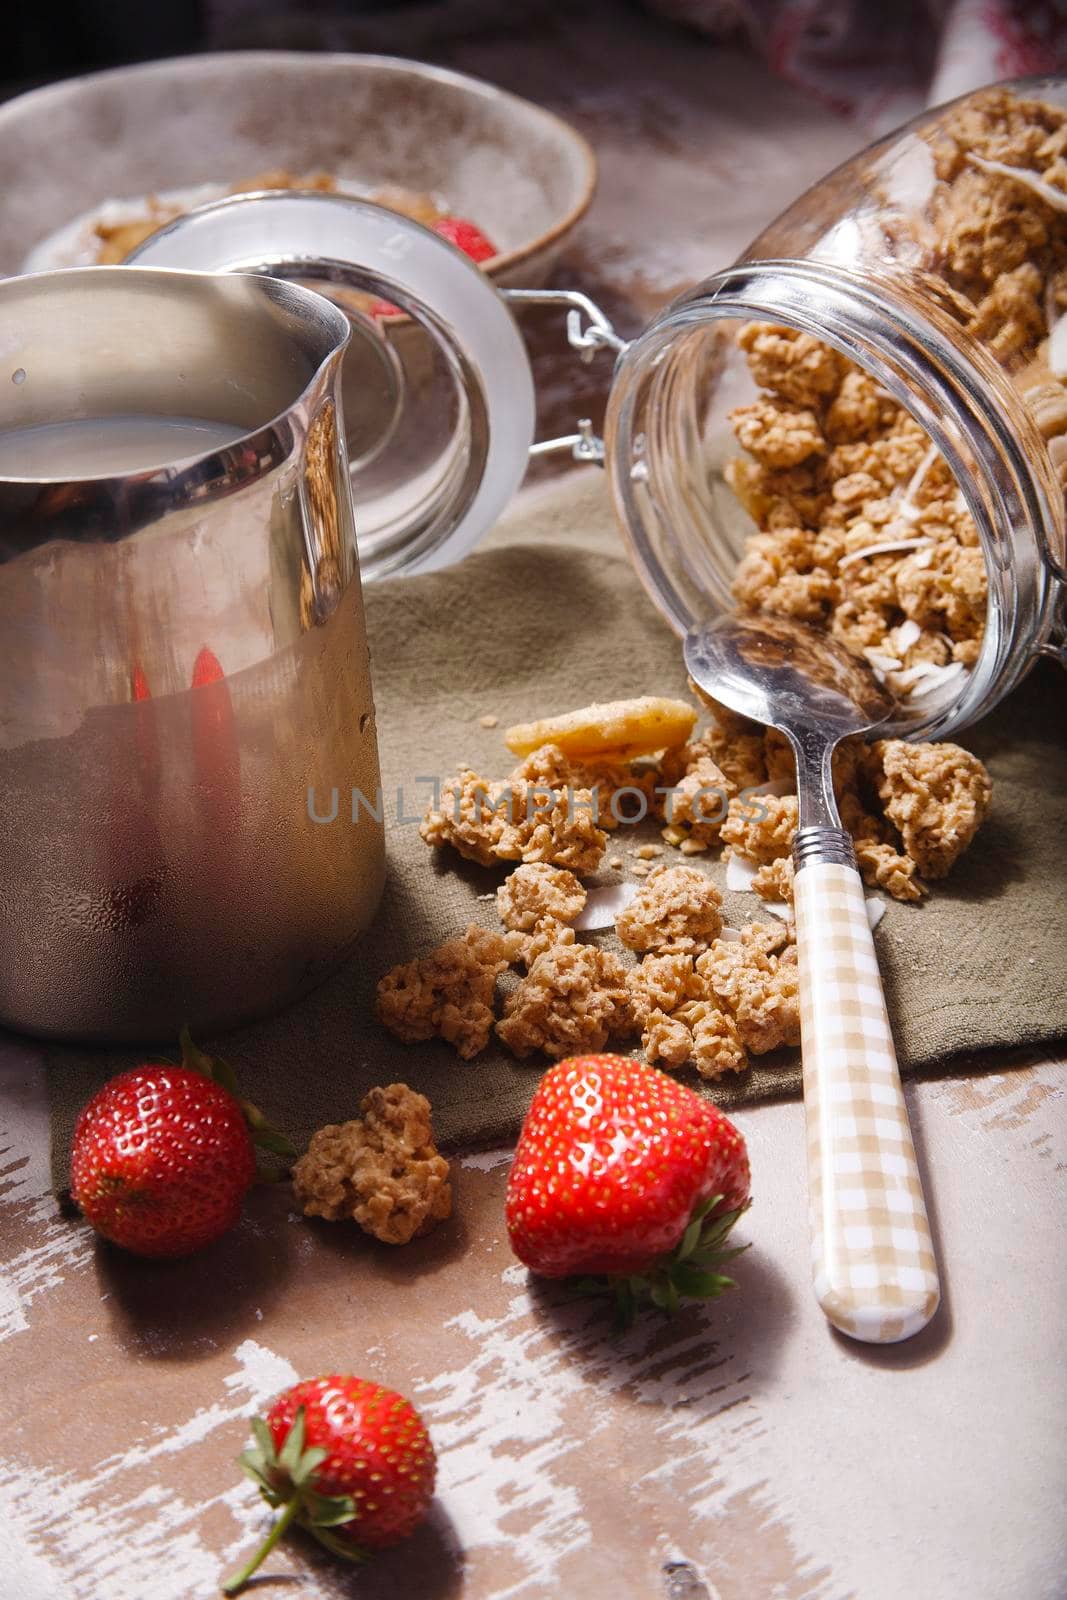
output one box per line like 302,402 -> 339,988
128,81 -> 1067,743
606,77 -> 1067,740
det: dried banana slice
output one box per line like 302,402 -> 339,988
505,696 -> 697,759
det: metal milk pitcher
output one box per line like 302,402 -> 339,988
0,267 -> 385,1041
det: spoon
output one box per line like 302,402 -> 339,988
685,614 -> 940,1344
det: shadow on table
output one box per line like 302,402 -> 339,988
934,811 -> 1026,904
299,1193 -> 472,1283
94,1182 -> 297,1361
830,1077 -> 955,1371
524,1245 -> 795,1404
261,1501 -> 463,1599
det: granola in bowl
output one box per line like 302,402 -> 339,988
27,170 -> 498,280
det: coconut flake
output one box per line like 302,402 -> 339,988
905,658 -> 961,683
763,899 -> 793,922
903,661 -> 966,700
893,618 -> 922,653
888,658 -> 969,700
725,853 -> 759,891
747,777 -> 798,798
718,925 -> 742,942
881,443 -> 940,537
866,897 -> 886,930
854,443 -> 943,548
864,648 -> 904,679
837,536 -> 933,571
903,442 -> 939,497
573,880 -> 638,931
967,152 -> 1067,212
1049,313 -> 1067,378
887,660 -> 953,690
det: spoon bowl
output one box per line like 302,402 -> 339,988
684,612 -> 897,744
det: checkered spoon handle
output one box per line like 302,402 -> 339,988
793,854 -> 940,1344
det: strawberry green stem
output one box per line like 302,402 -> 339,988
222,1495 -> 300,1595
573,1195 -> 751,1330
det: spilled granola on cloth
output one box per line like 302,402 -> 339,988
292,1083 -> 452,1245
496,861 -> 587,932
496,942 -> 634,1060
874,739 -> 993,878
375,691 -> 991,1080
615,864 -> 724,953
695,923 -> 800,1056
420,765 -> 609,874
627,950 -> 746,1080
374,923 -> 521,1060
624,919 -> 799,1078
686,678 -> 992,905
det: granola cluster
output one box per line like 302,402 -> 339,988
496,861 -> 587,932
725,88 -> 1067,695
874,738 -> 993,878
720,793 -> 799,865
627,949 -> 744,1078
495,860 -> 594,970
497,942 -> 634,1060
292,1083 -> 452,1245
377,691 -> 990,1081
696,923 -> 800,1055
374,923 -> 521,1060
626,919 -> 799,1078
420,765 -> 608,875
615,864 -> 724,953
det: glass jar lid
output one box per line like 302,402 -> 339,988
129,191 -> 536,580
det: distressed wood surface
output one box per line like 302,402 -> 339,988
1,11 -> 1065,1597
1,1047 -> 1065,1598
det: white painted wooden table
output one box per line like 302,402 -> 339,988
1,1040 -> 1064,1599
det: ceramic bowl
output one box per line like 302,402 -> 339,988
0,51 -> 596,287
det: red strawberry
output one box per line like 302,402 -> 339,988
506,1054 -> 751,1323
70,1030 -> 290,1258
432,215 -> 497,262
224,1376 -> 436,1593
